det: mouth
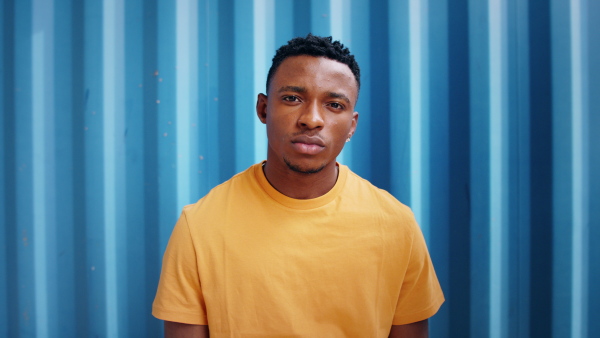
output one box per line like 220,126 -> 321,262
291,135 -> 325,155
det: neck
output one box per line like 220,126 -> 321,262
262,160 -> 339,199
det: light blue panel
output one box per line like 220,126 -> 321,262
328,0 -> 352,165
175,0 -> 199,210
233,0 -> 255,172
31,0 -> 57,336
252,0 -> 273,164
349,0 -> 372,180
468,0 -> 491,336
408,0 -> 429,229
568,1 -> 590,337
488,0 -> 510,337
102,0 -> 128,336
550,0 -> 574,337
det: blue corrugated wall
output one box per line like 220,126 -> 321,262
1,0 -> 598,337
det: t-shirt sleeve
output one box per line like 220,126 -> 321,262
392,220 -> 445,325
152,209 -> 208,325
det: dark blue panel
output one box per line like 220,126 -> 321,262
446,0 -> 472,336
293,0 -> 311,37
586,0 -> 600,333
14,0 -> 36,336
507,0 -> 531,336
387,0 -> 410,203
198,0 -> 222,197
124,0 -> 151,336
468,0 -> 490,336
83,0 -> 107,336
274,0 -> 293,47
1,1 -> 18,336
528,1 -> 553,337
53,0 -> 78,336
427,0 -> 450,335
70,1 -> 89,335
141,0 -> 162,335
368,0 -> 390,190
0,0 -> 6,330
550,0 -> 573,336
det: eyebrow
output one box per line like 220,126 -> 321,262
277,86 -> 306,93
327,91 -> 351,104
278,86 -> 351,104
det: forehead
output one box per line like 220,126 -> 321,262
269,55 -> 358,101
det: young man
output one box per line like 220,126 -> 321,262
153,34 -> 444,337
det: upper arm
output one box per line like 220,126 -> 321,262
153,210 -> 208,324
392,214 -> 444,324
389,319 -> 428,338
164,321 -> 209,338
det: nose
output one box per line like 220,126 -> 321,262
298,101 -> 324,130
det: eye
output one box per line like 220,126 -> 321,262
328,102 -> 344,110
282,95 -> 301,102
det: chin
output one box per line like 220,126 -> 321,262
284,157 -> 327,174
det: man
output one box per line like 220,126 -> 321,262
153,34 -> 444,337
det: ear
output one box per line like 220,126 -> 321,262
256,93 -> 268,124
350,111 -> 359,136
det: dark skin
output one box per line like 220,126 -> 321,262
164,55 -> 429,337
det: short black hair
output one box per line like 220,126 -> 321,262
266,34 -> 361,94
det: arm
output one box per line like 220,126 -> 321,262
389,319 -> 428,338
164,321 -> 209,338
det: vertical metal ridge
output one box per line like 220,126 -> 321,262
32,28 -> 48,338
570,0 -> 589,337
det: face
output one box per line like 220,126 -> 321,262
256,55 -> 359,174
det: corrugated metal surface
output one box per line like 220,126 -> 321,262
1,0 -> 598,337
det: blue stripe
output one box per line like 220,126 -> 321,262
570,0 -> 589,336
32,29 -> 48,338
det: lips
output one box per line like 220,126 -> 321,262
291,135 -> 325,155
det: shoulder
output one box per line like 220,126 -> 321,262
343,166 -> 414,215
342,166 -> 419,232
183,163 -> 260,218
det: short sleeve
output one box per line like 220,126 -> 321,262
152,210 -> 208,324
392,223 -> 445,325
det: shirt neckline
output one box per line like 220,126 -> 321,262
253,161 -> 348,210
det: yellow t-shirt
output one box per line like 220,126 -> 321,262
153,162 -> 444,337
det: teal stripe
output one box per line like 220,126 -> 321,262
176,0 -> 197,209
32,30 -> 48,338
488,0 -> 508,337
253,0 -> 273,163
409,0 -> 426,230
570,0 -> 589,336
102,0 -> 124,335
